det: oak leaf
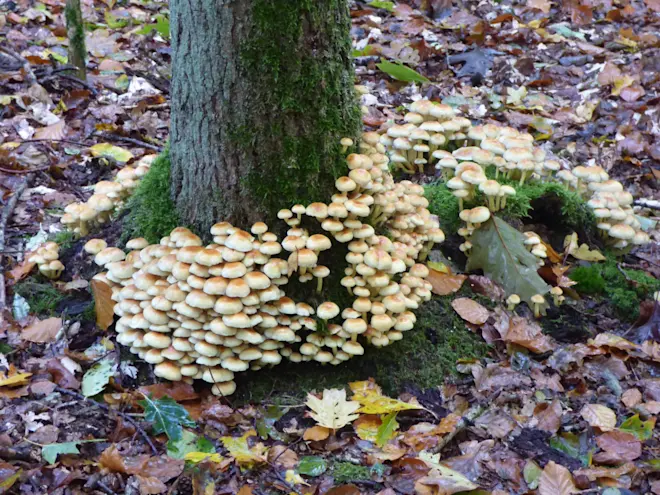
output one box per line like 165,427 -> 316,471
306,388 -> 360,429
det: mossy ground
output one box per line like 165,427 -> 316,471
425,177 -> 594,239
13,276 -> 95,322
232,295 -> 490,404
123,148 -> 181,244
570,258 -> 660,321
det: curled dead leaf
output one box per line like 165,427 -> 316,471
91,279 -> 115,330
451,298 -> 489,325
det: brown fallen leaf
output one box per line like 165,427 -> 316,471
136,475 -> 167,495
7,257 -> 35,284
451,298 -> 489,325
594,431 -> 642,463
502,316 -> 556,353
99,445 -> 184,481
580,404 -> 616,431
91,279 -> 115,330
527,0 -> 552,13
575,463 -> 636,482
33,120 -> 66,140
534,399 -> 562,433
139,382 -> 199,402
428,269 -> 466,296
303,425 -> 330,441
22,317 -> 62,343
538,461 -> 577,495
267,445 -> 298,469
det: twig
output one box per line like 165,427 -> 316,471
97,480 -> 119,495
429,403 -> 488,454
55,387 -> 158,455
0,176 -> 32,312
0,165 -> 51,175
17,138 -> 89,147
94,133 -> 163,152
0,46 -> 37,85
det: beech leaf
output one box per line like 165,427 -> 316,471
22,317 -> 62,343
89,143 -> 134,163
306,388 -> 360,429
580,404 -> 617,431
451,297 -> 489,325
538,461 -> 577,495
91,279 -> 115,330
467,217 -> 550,305
377,59 -> 430,83
81,357 -> 116,397
427,269 -> 466,296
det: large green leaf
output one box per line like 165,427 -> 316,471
139,395 -> 196,442
619,414 -> 654,440
377,60 -> 430,83
298,456 -> 328,477
42,439 -> 105,464
167,429 -> 215,459
467,217 -> 550,305
81,357 -> 116,397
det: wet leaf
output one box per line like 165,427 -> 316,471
91,279 -> 115,330
501,316 -> 556,353
81,357 -> 116,397
538,461 -> 576,495
22,317 -> 62,343
298,456 -> 328,477
618,414 -> 655,441
306,388 -> 360,429
565,240 -> 606,262
89,143 -> 134,163
221,429 -> 268,467
377,60 -> 430,83
595,430 -> 642,463
139,395 -> 196,442
580,404 -> 617,431
451,297 -> 489,325
427,269 -> 466,296
303,425 -> 331,441
467,218 -> 550,306
184,452 -> 224,464
350,380 -> 424,414
376,412 -> 399,447
417,451 -> 479,493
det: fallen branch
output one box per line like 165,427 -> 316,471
55,387 -> 159,455
0,176 -> 32,313
429,403 -> 488,454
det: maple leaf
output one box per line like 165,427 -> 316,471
221,429 -> 268,467
306,388 -> 360,429
349,380 -> 424,414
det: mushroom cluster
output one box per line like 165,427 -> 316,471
61,155 -> 155,236
28,242 -> 64,280
381,99 -> 651,251
88,147 -> 443,396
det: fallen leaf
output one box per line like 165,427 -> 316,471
350,380 -> 424,414
136,475 -> 167,495
427,269 -> 466,296
580,404 -> 617,431
184,452 -> 224,464
451,298 -> 489,325
90,143 -> 134,163
306,388 -> 360,429
527,0 -> 552,13
99,445 -> 184,481
303,425 -> 330,441
221,430 -> 268,467
82,357 -> 116,397
594,430 -> 642,463
567,242 -> 606,262
139,382 -> 199,402
22,317 -> 62,343
0,367 -> 32,387
91,279 -> 115,330
502,316 -> 556,353
538,461 -> 576,495
535,399 -> 562,433
619,414 -> 655,440
33,120 -> 66,140
267,445 -> 298,469
417,451 -> 479,494
354,415 -> 380,442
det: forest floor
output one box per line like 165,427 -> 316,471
1,0 -> 660,494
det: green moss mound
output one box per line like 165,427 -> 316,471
14,278 -> 66,315
123,148 -> 181,244
425,178 -> 594,237
570,259 -> 660,320
232,296 -> 490,404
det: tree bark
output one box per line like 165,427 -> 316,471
170,0 -> 360,234
65,0 -> 86,81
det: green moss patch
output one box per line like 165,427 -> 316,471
123,148 -> 181,244
570,259 -> 660,320
332,462 -> 374,484
232,296 -> 490,404
14,278 -> 67,316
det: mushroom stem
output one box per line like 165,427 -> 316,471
458,197 -> 464,211
351,333 -> 357,342
519,171 -> 527,187
316,277 -> 323,293
533,303 -> 541,319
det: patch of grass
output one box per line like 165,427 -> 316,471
233,295 -> 490,404
570,258 -> 660,320
51,230 -> 76,251
13,278 -> 66,316
123,147 -> 181,244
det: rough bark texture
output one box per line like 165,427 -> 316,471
170,0 -> 361,235
65,0 -> 86,81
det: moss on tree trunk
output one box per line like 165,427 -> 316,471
169,0 -> 360,234
65,0 -> 86,81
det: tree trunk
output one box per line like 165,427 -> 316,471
169,0 -> 360,234
65,0 -> 86,81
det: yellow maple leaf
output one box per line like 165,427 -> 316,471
350,380 -> 424,414
306,388 -> 360,429
221,429 -> 268,467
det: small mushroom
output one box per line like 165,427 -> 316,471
530,294 -> 546,318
